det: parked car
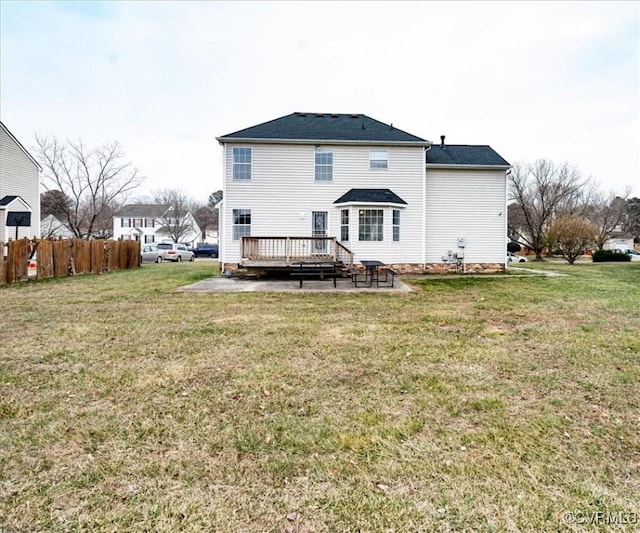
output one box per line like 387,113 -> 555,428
191,244 -> 219,258
140,244 -> 164,263
613,248 -> 640,261
507,251 -> 527,263
156,242 -> 195,262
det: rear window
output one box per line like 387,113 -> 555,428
157,243 -> 173,250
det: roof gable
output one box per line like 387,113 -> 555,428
427,144 -> 510,167
0,195 -> 31,209
0,121 -> 42,170
218,113 -> 428,145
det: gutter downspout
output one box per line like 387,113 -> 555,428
220,142 -> 227,273
504,168 -> 511,270
423,144 -> 431,269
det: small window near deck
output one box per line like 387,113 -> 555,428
392,209 -> 400,242
341,209 -> 349,241
233,209 -> 251,240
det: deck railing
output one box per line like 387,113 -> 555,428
336,240 -> 354,268
241,236 -> 353,267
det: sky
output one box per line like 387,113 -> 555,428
1,1 -> 638,204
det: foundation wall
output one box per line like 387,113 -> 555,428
224,262 -> 506,275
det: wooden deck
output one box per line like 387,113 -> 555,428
240,237 -> 353,269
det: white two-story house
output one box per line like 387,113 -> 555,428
216,112 -> 510,273
113,204 -> 201,247
0,121 -> 41,244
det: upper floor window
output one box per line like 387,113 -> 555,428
233,147 -> 252,180
315,149 -> 333,181
370,150 -> 388,170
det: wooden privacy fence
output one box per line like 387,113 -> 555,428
0,238 -> 140,284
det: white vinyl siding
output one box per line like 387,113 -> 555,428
424,169 -> 507,264
0,125 -> 40,241
222,143 -> 424,264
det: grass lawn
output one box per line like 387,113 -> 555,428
1,262 -> 638,532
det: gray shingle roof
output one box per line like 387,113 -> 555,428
218,113 -> 428,144
427,144 -> 510,167
334,189 -> 407,205
116,204 -> 170,217
0,195 -> 19,206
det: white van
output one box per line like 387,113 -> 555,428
612,248 -> 640,261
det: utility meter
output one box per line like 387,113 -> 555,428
457,237 -> 466,248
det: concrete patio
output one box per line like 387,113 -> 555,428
178,276 -> 413,293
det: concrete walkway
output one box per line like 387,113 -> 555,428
507,266 -> 568,277
178,276 -> 413,293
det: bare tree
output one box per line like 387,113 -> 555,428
507,202 -> 527,241
508,160 -> 597,260
586,190 -> 630,251
547,215 -> 597,264
193,204 -> 218,240
36,135 -> 143,238
91,203 -> 118,239
189,189 -> 224,241
623,197 -> 640,237
40,189 -> 70,219
152,189 -> 197,243
208,190 -> 223,210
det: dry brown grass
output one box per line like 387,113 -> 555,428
1,262 -> 639,532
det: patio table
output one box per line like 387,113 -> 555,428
356,260 -> 385,287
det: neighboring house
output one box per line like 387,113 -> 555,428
112,204 -> 201,247
0,121 -> 41,243
216,112 -> 510,273
203,229 -> 219,244
40,214 -> 75,239
604,232 -> 635,251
